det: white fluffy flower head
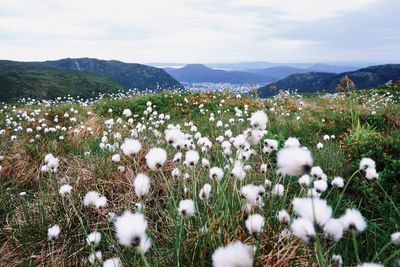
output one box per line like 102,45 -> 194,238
114,211 -> 148,247
212,241 -> 254,267
277,147 -> 313,176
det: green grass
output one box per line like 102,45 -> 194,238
0,88 -> 399,266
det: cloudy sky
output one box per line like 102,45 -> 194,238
0,0 -> 399,64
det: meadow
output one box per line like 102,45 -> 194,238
0,87 -> 399,266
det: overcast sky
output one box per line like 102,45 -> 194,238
0,0 -> 399,64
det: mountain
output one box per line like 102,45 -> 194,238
0,60 -> 124,102
307,63 -> 359,73
43,58 -> 182,90
150,61 -> 368,71
246,64 -> 359,80
257,64 -> 400,98
164,64 -> 272,83
0,58 -> 182,102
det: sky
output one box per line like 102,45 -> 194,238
0,0 -> 399,64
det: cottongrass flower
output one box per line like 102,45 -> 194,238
48,224 -> 61,240
323,218 -> 344,242
313,179 -> 328,193
260,164 -> 268,173
88,251 -> 102,265
264,179 -> 272,189
284,137 -> 300,148
245,214 -> 265,237
291,218 -> 315,243
298,174 -> 311,188
173,152 -> 182,162
202,158 -> 210,167
59,184 -> 72,197
357,263 -> 384,267
272,184 -> 284,197
42,153 -> 60,173
123,108 -> 132,117
165,128 -> 185,146
212,240 -> 254,267
340,208 -> 367,233
277,147 -> 313,176
178,199 -> 195,218
292,197 -> 332,227
171,168 -> 181,178
95,196 -> 107,208
233,134 -> 249,150
83,191 -> 107,208
317,142 -> 324,149
184,150 -> 200,167
359,157 -> 379,180
391,232 -> 400,245
111,154 -> 121,162
277,210 -> 290,224
115,211 -> 148,247
199,183 -> 212,200
331,254 -> 343,267
263,139 -> 278,154
332,177 -> 344,188
86,231 -> 102,247
103,257 -> 123,267
134,173 -> 150,199
210,167 -> 224,181
310,166 -> 324,179
250,110 -> 268,130
146,148 -> 167,170
359,158 -> 376,170
121,138 -> 142,156
240,184 -> 265,208
118,166 -> 125,172
231,161 -> 246,180
365,167 -> 379,180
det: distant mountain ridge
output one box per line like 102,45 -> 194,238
0,58 -> 182,101
0,60 -> 124,102
164,64 -> 272,83
43,58 -> 182,90
246,64 -> 359,80
257,64 -> 400,98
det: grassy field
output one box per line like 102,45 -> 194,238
0,88 -> 399,266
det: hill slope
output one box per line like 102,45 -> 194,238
164,64 -> 272,83
258,64 -> 400,97
43,58 -> 182,90
247,64 -> 360,80
0,60 -> 124,102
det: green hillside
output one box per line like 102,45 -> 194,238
43,58 -> 183,90
0,60 -> 124,102
258,64 -> 400,97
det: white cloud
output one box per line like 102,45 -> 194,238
0,0 -> 398,63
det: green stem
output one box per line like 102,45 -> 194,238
334,170 -> 359,214
384,248 -> 400,265
372,241 -> 391,262
51,240 -> 55,267
139,248 -> 151,267
176,217 -> 184,267
352,230 -> 361,264
315,235 -> 327,267
376,181 -> 400,217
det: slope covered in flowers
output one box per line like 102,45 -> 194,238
0,88 -> 399,266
